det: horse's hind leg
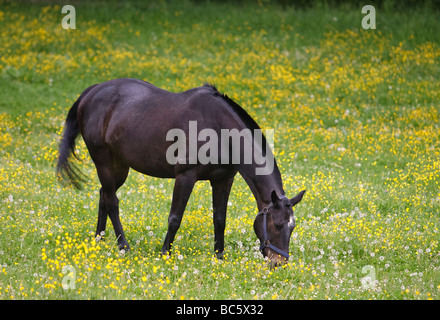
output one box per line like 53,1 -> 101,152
93,152 -> 129,251
95,167 -> 128,241
95,188 -> 107,239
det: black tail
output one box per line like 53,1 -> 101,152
56,85 -> 96,189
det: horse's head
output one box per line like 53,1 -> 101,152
254,190 -> 305,266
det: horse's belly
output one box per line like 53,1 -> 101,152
108,137 -> 176,178
128,158 -> 176,179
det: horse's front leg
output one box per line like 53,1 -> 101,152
161,171 -> 197,255
210,176 -> 234,259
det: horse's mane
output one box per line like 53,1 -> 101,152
202,83 -> 268,152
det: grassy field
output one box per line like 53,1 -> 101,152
0,0 -> 439,300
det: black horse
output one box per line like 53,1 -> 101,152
57,78 -> 305,265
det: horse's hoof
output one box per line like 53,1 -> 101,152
95,231 -> 105,243
216,251 -> 224,260
119,243 -> 130,254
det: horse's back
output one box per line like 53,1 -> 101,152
78,78 -> 236,139
78,78 -> 173,139
77,78 -> 242,178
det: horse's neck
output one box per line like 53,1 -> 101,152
239,164 -> 284,211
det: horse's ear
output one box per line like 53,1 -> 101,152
271,190 -> 280,204
290,190 -> 306,206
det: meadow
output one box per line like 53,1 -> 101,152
0,0 -> 439,300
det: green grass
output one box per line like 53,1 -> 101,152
0,1 -> 439,299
